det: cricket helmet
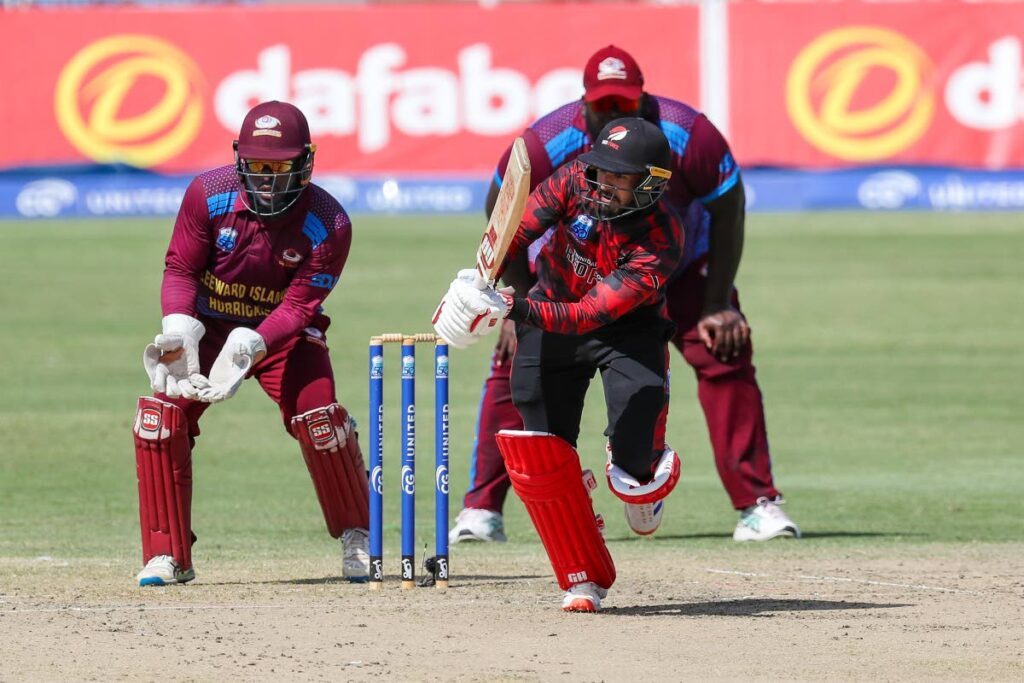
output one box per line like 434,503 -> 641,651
576,117 -> 672,220
233,101 -> 316,219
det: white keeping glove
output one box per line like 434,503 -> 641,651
196,327 -> 267,403
432,269 -> 510,349
142,314 -> 208,400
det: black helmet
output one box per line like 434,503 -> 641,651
576,117 -> 672,220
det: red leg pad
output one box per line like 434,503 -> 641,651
292,403 -> 370,537
133,396 -> 193,570
496,430 -> 616,591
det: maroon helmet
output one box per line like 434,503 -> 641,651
233,101 -> 316,218
576,117 -> 672,221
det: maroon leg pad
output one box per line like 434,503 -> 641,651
496,430 -> 616,591
292,404 -> 370,537
133,396 -> 193,570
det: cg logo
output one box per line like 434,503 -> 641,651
371,465 -> 384,495
55,35 -> 204,168
786,26 -> 935,161
401,465 -> 415,495
435,465 -> 449,495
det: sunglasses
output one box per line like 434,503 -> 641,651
245,159 -> 294,174
589,96 -> 642,114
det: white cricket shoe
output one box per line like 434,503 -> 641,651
733,497 -> 801,542
341,528 -> 370,583
137,555 -> 195,587
561,582 -> 608,613
448,508 -> 508,544
624,500 -> 665,536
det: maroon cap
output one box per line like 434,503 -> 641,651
235,101 -> 311,161
583,45 -> 644,103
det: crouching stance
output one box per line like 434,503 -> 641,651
434,118 -> 685,611
133,101 -> 370,586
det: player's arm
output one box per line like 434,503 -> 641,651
686,115 -> 749,360
256,213 -> 351,352
161,177 -> 212,317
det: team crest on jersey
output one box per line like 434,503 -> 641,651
278,248 -> 303,267
569,214 -> 595,240
597,57 -> 627,81
215,227 -> 238,252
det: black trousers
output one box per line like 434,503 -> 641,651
510,321 -> 672,481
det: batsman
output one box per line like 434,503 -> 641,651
132,101 -> 370,586
433,117 -> 684,612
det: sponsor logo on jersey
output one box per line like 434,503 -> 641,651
569,214 -> 595,241
215,227 -> 237,252
596,57 -> 627,81
309,273 -> 337,290
277,248 -> 303,267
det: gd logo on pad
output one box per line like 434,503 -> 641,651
55,35 -> 204,168
786,26 -> 935,162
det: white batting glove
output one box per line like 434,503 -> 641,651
142,314 -> 208,400
432,270 -> 509,348
197,327 -> 267,403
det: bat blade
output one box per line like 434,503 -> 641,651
476,137 -> 531,284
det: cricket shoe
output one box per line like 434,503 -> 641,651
561,582 -> 608,613
624,500 -> 665,536
341,528 -> 370,583
137,555 -> 195,587
448,508 -> 508,544
733,497 -> 801,542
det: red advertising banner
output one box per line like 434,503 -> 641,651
730,2 -> 1024,168
0,5 -> 698,173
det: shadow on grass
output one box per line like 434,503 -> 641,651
605,531 -> 923,542
215,573 -> 548,587
606,598 -> 911,617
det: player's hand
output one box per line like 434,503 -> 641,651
432,270 -> 509,348
142,314 -> 209,400
697,307 -> 750,362
196,327 -> 267,403
494,318 -> 518,365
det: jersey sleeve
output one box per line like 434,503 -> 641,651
255,211 -> 352,351
161,176 -> 211,317
511,213 -> 683,335
681,115 -> 741,204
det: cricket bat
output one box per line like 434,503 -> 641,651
475,137 -> 531,285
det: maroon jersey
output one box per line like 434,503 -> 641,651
161,165 -> 351,352
501,161 -> 683,334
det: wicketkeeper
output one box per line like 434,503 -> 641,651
434,117 -> 684,612
132,101 -> 370,586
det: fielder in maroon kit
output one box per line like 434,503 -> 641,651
132,101 -> 370,586
449,45 -> 800,545
434,117 -> 684,612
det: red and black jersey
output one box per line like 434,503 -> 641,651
500,161 -> 683,335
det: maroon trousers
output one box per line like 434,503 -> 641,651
461,264 -> 780,512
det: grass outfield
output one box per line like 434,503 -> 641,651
0,212 -> 1021,571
